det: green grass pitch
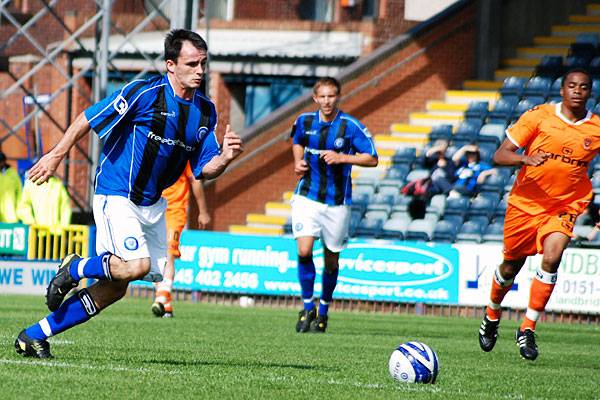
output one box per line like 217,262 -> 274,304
1,295 -> 599,399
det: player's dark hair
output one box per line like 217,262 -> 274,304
561,67 -> 591,87
164,29 -> 207,62
313,77 -> 341,95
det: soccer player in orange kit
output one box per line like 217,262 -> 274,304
152,163 -> 210,318
478,68 -> 600,360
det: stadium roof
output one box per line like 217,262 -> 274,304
70,29 -> 363,61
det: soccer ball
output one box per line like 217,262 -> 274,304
388,341 -> 439,384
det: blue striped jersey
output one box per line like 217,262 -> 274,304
291,110 -> 377,205
84,74 -> 220,206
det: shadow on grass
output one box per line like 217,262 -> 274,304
143,357 -> 337,371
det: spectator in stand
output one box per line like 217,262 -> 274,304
449,144 -> 496,198
17,173 -> 72,232
0,152 -> 22,223
424,139 -> 455,197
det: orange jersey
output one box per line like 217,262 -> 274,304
506,103 -> 600,216
162,163 -> 192,219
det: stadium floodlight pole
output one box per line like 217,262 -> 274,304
89,0 -> 112,208
201,0 -> 210,97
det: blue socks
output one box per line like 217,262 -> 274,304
319,268 -> 339,316
24,289 -> 99,340
69,252 -> 112,281
297,255 -> 316,311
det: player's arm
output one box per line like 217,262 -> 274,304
28,112 -> 90,185
190,178 -> 210,230
293,144 -> 309,176
321,151 -> 378,167
493,139 -> 547,167
201,125 -> 244,179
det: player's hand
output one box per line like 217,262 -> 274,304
197,212 -> 211,230
221,124 -> 243,161
321,150 -> 345,165
522,151 -> 548,167
294,159 -> 308,176
27,152 -> 60,185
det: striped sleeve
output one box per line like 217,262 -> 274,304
191,100 -> 220,179
346,117 -> 377,157
84,79 -> 148,140
291,115 -> 305,145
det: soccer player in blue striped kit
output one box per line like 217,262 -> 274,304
14,29 -> 243,358
291,77 -> 378,333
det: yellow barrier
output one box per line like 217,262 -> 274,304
27,224 -> 89,260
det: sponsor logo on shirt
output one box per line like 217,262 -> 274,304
305,147 -> 326,155
541,148 -> 587,167
147,131 -> 196,152
305,130 -> 318,136
113,95 -> 128,115
196,126 -> 208,141
160,110 -> 176,117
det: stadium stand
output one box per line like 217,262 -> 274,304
230,3 -> 600,248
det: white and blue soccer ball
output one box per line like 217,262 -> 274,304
388,341 -> 439,384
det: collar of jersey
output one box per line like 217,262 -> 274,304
555,102 -> 592,126
317,109 -> 340,125
165,74 -> 197,105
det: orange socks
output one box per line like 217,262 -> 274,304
154,279 -> 174,312
520,268 -> 557,331
485,267 -> 514,321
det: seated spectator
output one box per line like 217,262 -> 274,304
0,151 -> 22,223
449,144 -> 496,197
424,139 -> 455,196
574,203 -> 600,242
17,174 -> 72,232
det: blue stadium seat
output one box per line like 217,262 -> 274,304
405,219 -> 435,242
392,147 -> 417,166
365,208 -> 390,221
569,37 -> 597,63
476,141 -> 499,163
432,220 -> 457,243
405,168 -> 430,183
548,77 -> 562,97
522,76 -> 552,98
428,124 -> 453,142
489,98 -> 517,122
354,217 -> 384,238
592,78 -> 600,98
464,101 -> 489,121
589,57 -> 600,78
565,55 -> 590,70
371,191 -> 397,207
482,222 -> 504,242
499,77 -> 527,98
511,98 -> 543,120
379,218 -> 410,240
480,169 -> 509,193
477,123 -> 506,146
427,194 -> 446,215
456,221 -> 485,243
453,120 -> 483,143
535,55 -> 563,79
386,164 -> 410,181
441,214 -> 464,227
468,195 -> 498,220
444,196 -> 470,218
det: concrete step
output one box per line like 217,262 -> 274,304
389,123 -> 431,139
502,58 -> 539,68
246,213 -> 288,226
425,101 -> 468,116
375,134 -> 428,149
552,24 -> 600,36
283,191 -> 294,203
409,112 -> 463,127
516,46 -> 569,58
494,69 -> 534,80
463,80 -> 503,90
569,15 -> 600,24
533,35 -> 577,46
588,4 -> 600,16
265,202 -> 291,217
229,225 -> 283,236
445,90 -> 499,106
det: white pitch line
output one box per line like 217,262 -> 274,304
0,358 -> 182,375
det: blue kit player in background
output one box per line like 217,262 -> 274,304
14,29 -> 243,358
291,77 -> 378,333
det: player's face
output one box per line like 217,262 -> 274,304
560,72 -> 591,111
167,40 -> 207,92
313,84 -> 340,120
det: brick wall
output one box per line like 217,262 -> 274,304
205,3 -> 476,231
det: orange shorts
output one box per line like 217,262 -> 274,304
502,204 -> 577,260
166,209 -> 186,258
